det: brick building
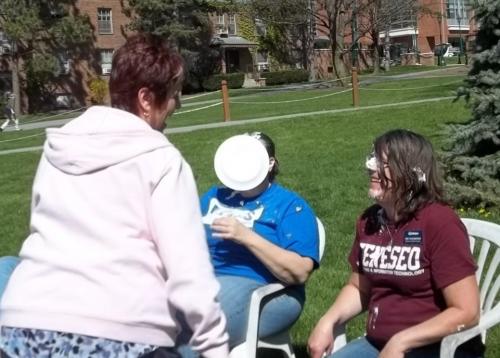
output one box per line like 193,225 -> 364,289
0,0 -> 478,111
312,0 -> 475,76
383,0 -> 474,65
0,1 -> 130,112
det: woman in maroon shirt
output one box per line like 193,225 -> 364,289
308,129 -> 483,358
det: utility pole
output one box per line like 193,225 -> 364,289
307,0 -> 316,82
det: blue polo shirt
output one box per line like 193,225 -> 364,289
200,183 -> 320,284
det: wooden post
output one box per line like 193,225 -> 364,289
221,80 -> 230,122
351,67 -> 360,107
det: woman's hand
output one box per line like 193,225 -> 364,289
378,336 -> 406,358
307,318 -> 335,358
211,216 -> 252,245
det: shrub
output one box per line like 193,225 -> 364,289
262,70 -> 309,86
88,77 -> 108,105
202,73 -> 245,91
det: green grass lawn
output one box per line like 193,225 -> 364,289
0,72 -> 498,357
0,75 -> 466,152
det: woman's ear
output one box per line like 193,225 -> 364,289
137,87 -> 153,119
269,157 -> 276,172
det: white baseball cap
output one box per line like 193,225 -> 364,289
214,134 -> 270,191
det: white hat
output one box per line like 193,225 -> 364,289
214,134 -> 270,191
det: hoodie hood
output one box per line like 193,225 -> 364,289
44,106 -> 171,175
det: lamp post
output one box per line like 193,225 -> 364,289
456,0 -> 462,64
436,14 -> 444,66
413,14 -> 420,64
307,0 -> 316,82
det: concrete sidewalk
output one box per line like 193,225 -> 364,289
0,95 -> 454,156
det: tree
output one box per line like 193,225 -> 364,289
314,0 -> 354,81
123,0 -> 223,92
357,0 -> 419,73
250,0 -> 355,82
442,0 -> 500,209
0,0 -> 93,112
249,0 -> 310,70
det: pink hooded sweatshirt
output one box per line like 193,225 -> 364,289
0,106 -> 228,357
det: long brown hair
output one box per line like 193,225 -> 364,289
373,129 -> 445,223
247,132 -> 280,181
109,33 -> 184,116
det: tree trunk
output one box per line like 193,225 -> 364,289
329,5 -> 347,86
372,30 -> 381,75
384,28 -> 390,72
11,55 -> 21,115
330,43 -> 345,86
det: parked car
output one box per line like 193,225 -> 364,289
434,43 -> 456,57
447,46 -> 461,56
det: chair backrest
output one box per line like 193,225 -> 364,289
317,217 -> 326,261
461,218 -> 500,340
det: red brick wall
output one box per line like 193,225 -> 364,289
67,1 -> 131,107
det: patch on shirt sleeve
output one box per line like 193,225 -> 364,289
404,230 -> 423,245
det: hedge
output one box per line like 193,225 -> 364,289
261,70 -> 309,86
203,73 -> 245,91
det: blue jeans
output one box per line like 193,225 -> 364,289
0,260 -> 304,354
0,256 -> 20,298
159,275 -> 305,358
330,337 -> 483,358
217,275 -> 304,348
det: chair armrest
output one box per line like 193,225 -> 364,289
247,283 -> 287,328
332,323 -> 347,353
440,304 -> 500,358
250,283 -> 287,303
238,283 -> 287,358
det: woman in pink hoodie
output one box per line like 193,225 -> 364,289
0,34 -> 228,358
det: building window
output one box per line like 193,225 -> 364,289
0,31 -> 12,55
0,31 -> 8,43
56,51 -> 71,76
97,8 -> 112,34
447,0 -> 468,26
255,18 -> 266,37
228,14 -> 236,35
100,49 -> 113,75
391,10 -> 416,29
256,50 -> 269,71
217,14 -> 224,25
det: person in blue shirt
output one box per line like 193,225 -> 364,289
200,132 -> 320,348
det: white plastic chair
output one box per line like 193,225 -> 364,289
332,218 -> 500,357
440,218 -> 500,358
229,218 -> 326,358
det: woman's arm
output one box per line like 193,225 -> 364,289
380,274 -> 480,358
152,157 -> 229,358
211,216 -> 314,284
308,272 -> 371,358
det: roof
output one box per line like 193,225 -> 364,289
211,36 -> 258,48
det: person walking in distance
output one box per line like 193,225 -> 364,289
0,91 -> 19,132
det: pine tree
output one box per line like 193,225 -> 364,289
125,0 -> 222,91
443,0 -> 500,208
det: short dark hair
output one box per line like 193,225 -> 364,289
109,33 -> 184,115
373,129 -> 445,222
247,132 -> 279,181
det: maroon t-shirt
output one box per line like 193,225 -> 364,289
348,202 -> 476,348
